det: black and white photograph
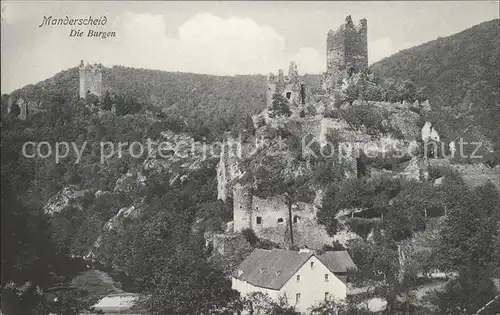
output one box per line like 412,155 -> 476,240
1,1 -> 499,314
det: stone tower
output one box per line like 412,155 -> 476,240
232,183 -> 254,232
79,60 -> 103,99
18,98 -> 27,120
323,15 -> 368,91
266,61 -> 301,107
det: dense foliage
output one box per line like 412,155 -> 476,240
1,93 -> 238,314
371,19 -> 500,165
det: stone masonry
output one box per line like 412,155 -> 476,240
267,61 -> 302,108
322,15 -> 368,92
232,183 -> 333,248
79,60 -> 103,99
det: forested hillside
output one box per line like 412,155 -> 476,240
8,66 -> 321,142
370,19 -> 500,161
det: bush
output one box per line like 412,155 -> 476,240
349,218 -> 378,239
268,93 -> 291,118
323,108 -> 339,119
241,228 -> 258,247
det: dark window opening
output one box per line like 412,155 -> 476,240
295,293 -> 301,304
286,92 -> 292,100
256,217 -> 262,225
300,84 -> 306,105
348,67 -> 355,78
277,218 -> 284,223
356,157 -> 367,178
293,215 -> 300,224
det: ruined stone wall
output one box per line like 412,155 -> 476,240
212,233 -> 252,256
267,62 -> 302,107
247,195 -> 333,248
217,139 -> 244,201
291,202 -> 333,249
18,98 -> 27,121
233,184 -> 254,232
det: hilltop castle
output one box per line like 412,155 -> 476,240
266,15 -> 368,110
214,15 -> 439,250
79,60 -> 103,99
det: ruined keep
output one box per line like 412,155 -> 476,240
322,15 -> 368,91
79,60 -> 103,99
232,184 -> 333,248
267,61 -> 303,108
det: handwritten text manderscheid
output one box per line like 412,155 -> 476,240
38,16 -> 116,39
39,16 -> 107,27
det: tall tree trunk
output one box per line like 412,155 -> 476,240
287,198 -> 294,245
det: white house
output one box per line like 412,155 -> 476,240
231,248 -> 357,313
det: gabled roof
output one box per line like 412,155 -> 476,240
232,249 -> 357,290
232,249 -> 313,290
318,251 -> 358,273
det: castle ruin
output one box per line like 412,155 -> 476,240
266,61 -> 304,108
79,60 -> 103,99
213,16 -> 490,252
322,15 -> 368,91
232,184 -> 333,248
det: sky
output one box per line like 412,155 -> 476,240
1,1 -> 499,93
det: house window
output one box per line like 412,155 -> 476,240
293,215 -> 300,224
256,217 -> 262,225
310,261 -> 314,269
295,293 -> 301,304
325,274 -> 329,282
277,218 -> 284,223
325,292 -> 330,300
296,275 -> 300,283
286,92 -> 292,99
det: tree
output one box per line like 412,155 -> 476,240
432,263 -> 498,315
268,93 -> 291,118
102,91 -> 112,110
143,247 -> 238,315
437,182 -> 500,271
244,113 -> 256,135
233,293 -> 300,315
1,112 -> 90,314
309,298 -> 372,315
10,101 -> 20,117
